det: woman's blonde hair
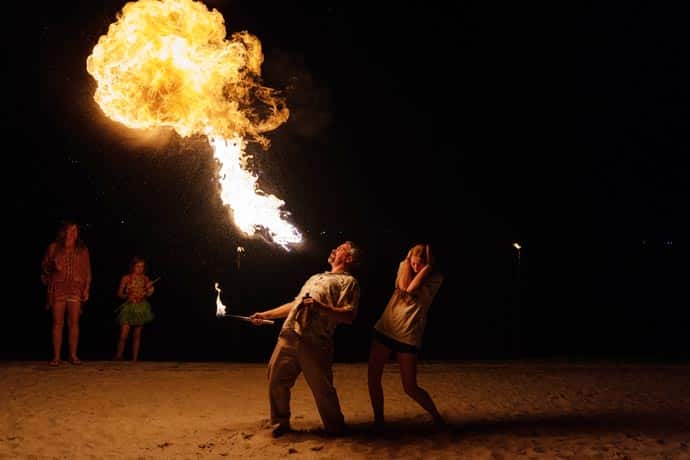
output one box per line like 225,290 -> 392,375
409,244 -> 428,263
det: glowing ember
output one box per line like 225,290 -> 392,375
86,0 -> 302,249
214,282 -> 226,317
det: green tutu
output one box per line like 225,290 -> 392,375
116,300 -> 154,326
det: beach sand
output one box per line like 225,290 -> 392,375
1,360 -> 689,459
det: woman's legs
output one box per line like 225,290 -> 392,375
66,301 -> 82,363
131,326 -> 143,362
115,324 -> 131,360
367,340 -> 392,426
51,300 -> 67,364
397,352 -> 445,425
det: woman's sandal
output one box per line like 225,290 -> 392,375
49,359 -> 60,367
69,357 -> 82,365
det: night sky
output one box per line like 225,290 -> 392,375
6,1 -> 688,362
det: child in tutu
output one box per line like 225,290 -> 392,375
114,256 -> 155,362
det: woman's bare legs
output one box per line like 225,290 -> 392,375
367,340 -> 392,427
115,324 -> 130,360
66,301 -> 82,363
132,326 -> 143,362
50,300 -> 67,364
397,352 -> 445,426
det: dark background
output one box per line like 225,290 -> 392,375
5,1 -> 688,362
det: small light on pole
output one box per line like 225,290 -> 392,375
236,245 -> 245,271
513,242 -> 522,264
511,241 -> 523,356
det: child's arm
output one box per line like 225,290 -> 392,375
145,276 -> 154,297
117,275 -> 129,299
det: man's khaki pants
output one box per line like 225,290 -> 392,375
268,330 -> 345,433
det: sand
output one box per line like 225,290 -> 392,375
1,360 -> 689,459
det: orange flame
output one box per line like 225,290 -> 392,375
86,0 -> 302,249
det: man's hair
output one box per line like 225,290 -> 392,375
344,240 -> 361,270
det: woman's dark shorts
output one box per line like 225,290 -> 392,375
372,329 -> 418,355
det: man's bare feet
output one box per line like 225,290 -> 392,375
433,415 -> 448,431
271,423 -> 291,438
372,419 -> 385,433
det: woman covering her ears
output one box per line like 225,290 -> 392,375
367,243 -> 446,429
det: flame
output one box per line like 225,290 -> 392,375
214,282 -> 226,316
86,0 -> 302,249
212,136 -> 301,248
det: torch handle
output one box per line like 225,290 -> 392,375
227,314 -> 274,325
